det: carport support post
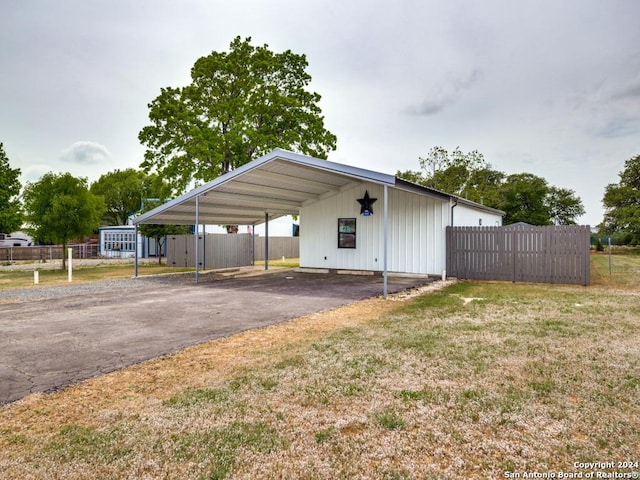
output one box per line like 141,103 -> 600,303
195,195 -> 200,283
383,184 -> 388,299
202,225 -> 206,270
134,224 -> 138,277
251,226 -> 256,265
68,248 -> 73,283
264,212 -> 269,270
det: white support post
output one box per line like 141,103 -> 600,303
34,270 -> 39,285
202,224 -> 206,270
383,184 -> 388,299
134,224 -> 139,277
68,247 -> 73,282
195,195 -> 200,284
265,212 -> 269,270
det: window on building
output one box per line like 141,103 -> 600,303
338,218 -> 356,248
104,231 -> 136,251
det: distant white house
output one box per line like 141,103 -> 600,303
98,225 -> 157,258
202,215 -> 299,237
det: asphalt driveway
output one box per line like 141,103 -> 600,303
0,269 -> 431,405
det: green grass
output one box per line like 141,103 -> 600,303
314,426 -> 335,443
1,253 -> 639,478
161,422 -> 283,480
591,250 -> 640,288
373,409 -> 405,430
253,257 -> 300,268
163,387 -> 231,408
45,424 -> 135,463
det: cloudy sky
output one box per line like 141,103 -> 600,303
1,0 -> 639,226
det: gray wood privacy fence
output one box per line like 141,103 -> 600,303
166,234 -> 299,268
446,225 -> 591,285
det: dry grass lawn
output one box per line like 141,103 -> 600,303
0,262 -> 191,290
0,254 -> 639,479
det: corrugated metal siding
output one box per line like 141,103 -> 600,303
453,203 -> 503,227
300,182 -> 450,275
387,187 -> 449,275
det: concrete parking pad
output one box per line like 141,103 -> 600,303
0,269 -> 432,405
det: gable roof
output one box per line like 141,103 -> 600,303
133,149 -> 502,225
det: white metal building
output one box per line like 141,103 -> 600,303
201,215 -> 298,236
133,149 -> 503,291
98,225 -> 157,258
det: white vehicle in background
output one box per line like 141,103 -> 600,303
0,232 -> 33,247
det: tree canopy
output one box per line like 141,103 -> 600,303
601,153 -> 640,244
139,36 -> 337,195
0,143 -> 23,233
23,172 -> 105,268
548,187 -> 586,226
498,173 -> 551,225
90,169 -> 169,226
397,146 -> 585,225
398,146 -> 489,197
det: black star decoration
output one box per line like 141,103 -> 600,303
357,190 -> 377,216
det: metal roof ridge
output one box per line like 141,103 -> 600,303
133,149 -> 397,224
453,196 -> 505,215
269,148 -> 396,185
393,177 -> 505,215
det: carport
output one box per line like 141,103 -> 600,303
133,149 -> 399,296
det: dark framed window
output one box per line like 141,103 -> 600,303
338,218 -> 356,248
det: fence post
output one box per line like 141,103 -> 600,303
445,227 -> 451,277
512,229 -> 516,283
68,248 -> 73,282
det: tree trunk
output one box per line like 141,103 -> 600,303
61,241 -> 67,270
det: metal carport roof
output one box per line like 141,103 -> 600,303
133,149 -> 398,226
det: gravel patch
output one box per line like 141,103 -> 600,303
0,269 -> 274,303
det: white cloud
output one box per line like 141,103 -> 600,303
60,141 -> 112,166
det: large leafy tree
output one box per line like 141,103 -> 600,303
548,187 -> 585,225
497,176 -> 585,226
398,146 -> 584,225
139,36 -> 337,195
23,172 -> 105,269
90,169 -> 169,226
498,173 -> 551,225
601,153 -> 640,244
0,143 -> 23,233
464,167 -> 506,207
